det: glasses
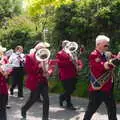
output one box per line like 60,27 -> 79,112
104,45 -> 109,47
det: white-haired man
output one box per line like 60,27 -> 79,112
83,35 -> 118,120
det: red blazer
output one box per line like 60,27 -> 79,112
0,73 -> 8,94
56,50 -> 77,81
88,49 -> 113,92
25,53 -> 47,91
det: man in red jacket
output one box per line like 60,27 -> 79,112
0,46 -> 10,120
83,35 -> 118,120
21,42 -> 51,120
0,68 -> 9,120
56,40 -> 83,110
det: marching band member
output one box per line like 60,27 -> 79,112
0,45 -> 10,120
83,35 -> 118,120
21,42 -> 53,120
0,66 -> 9,120
9,45 -> 25,98
56,40 -> 83,110
1,49 -> 13,109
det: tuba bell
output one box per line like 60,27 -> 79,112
64,41 -> 78,60
35,48 -> 50,62
64,41 -> 78,54
35,48 -> 51,73
64,41 -> 79,71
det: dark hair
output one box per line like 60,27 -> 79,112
33,40 -> 41,48
15,45 -> 23,51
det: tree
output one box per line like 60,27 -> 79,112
53,0 -> 120,50
0,0 -> 22,28
23,0 -> 73,16
0,16 -> 39,52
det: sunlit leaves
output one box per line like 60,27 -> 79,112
23,0 -> 73,16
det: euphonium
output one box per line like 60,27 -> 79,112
64,41 -> 80,71
64,41 -> 78,61
35,48 -> 51,72
64,41 -> 78,54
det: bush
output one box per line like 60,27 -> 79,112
0,16 -> 42,53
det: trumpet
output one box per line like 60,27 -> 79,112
35,48 -> 51,73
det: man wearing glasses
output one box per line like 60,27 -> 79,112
83,35 -> 118,120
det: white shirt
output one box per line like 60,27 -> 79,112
9,52 -> 25,67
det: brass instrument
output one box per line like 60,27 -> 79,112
64,41 -> 78,60
105,51 -> 120,66
109,58 -> 120,66
64,41 -> 79,70
64,41 -> 78,55
35,48 -> 51,73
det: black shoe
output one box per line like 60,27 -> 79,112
10,88 -> 13,95
21,108 -> 26,119
59,96 -> 63,107
43,117 -> 48,120
6,104 -> 11,109
66,104 -> 76,110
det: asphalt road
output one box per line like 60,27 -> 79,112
7,88 -> 120,120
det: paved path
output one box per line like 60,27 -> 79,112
7,88 -> 120,120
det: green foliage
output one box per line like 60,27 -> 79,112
74,80 -> 88,97
0,0 -> 22,27
23,0 -> 73,16
0,16 -> 40,52
49,79 -> 64,93
48,75 -> 89,98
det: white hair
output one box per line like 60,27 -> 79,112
96,35 -> 110,46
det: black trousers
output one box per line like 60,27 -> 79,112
0,94 -> 8,120
22,83 -> 49,120
10,67 -> 24,97
83,91 -> 117,120
60,78 -> 77,106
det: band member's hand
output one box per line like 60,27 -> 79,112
48,69 -> 53,76
116,52 -> 120,59
43,72 -> 49,79
0,67 -> 3,73
104,61 -> 110,69
77,66 -> 83,72
76,66 -> 80,72
38,63 -> 42,68
2,71 -> 9,78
